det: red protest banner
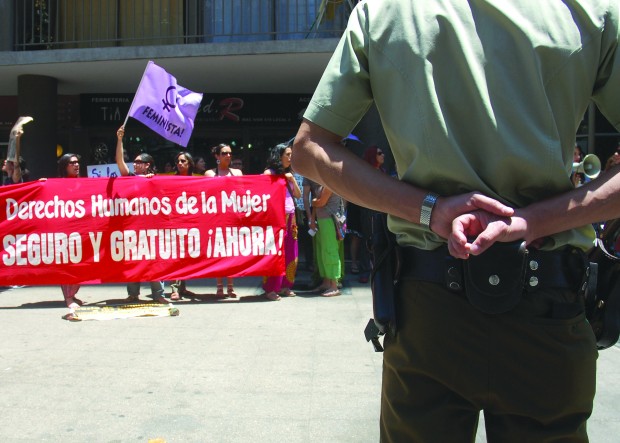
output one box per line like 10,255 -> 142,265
0,175 -> 286,285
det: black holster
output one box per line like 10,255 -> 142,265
586,219 -> 620,350
364,212 -> 401,352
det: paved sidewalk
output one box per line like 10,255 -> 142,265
0,270 -> 619,442
0,271 -> 382,443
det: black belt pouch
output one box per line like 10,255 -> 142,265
463,241 -> 528,314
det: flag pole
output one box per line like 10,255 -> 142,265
123,61 -> 152,128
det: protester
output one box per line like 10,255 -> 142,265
57,153 -> 85,320
205,143 -> 243,297
3,129 -> 23,185
262,142 -> 302,300
356,145 -> 388,284
115,126 -> 169,304
173,151 -> 195,176
169,151 -> 198,300
231,158 -> 243,171
604,145 -> 620,172
298,176 -> 323,290
194,156 -> 207,175
205,144 -> 243,178
310,184 -> 345,298
572,144 -> 586,187
346,201 -> 363,274
18,157 -> 30,182
294,170 -> 314,272
292,1 -> 620,441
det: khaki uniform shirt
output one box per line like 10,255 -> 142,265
304,0 -> 620,250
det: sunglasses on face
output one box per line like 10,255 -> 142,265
133,160 -> 146,164
377,151 -> 384,155
219,151 -> 232,156
176,159 -> 188,164
68,161 -> 80,165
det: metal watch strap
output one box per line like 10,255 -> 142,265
420,192 -> 439,229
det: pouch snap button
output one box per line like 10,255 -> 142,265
529,260 -> 539,271
489,275 -> 500,286
529,276 -> 539,287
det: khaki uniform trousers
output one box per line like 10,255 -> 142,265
380,280 -> 598,443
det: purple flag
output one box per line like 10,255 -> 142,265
127,61 -> 203,147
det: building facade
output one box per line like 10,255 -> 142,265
0,0 -> 387,178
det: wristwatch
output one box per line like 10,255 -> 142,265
420,192 -> 439,229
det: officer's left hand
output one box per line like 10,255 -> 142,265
448,210 -> 528,258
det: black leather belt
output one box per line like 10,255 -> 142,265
400,245 -> 585,293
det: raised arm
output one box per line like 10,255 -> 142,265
11,129 -> 23,183
115,126 -> 130,177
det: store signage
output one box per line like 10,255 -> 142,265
81,93 -> 311,126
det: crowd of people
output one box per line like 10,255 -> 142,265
1,124 -> 392,320
4,127 -> 620,324
108,126 -> 396,308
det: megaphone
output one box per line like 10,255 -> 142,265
573,154 -> 601,179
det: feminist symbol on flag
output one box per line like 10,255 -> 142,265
162,86 -> 177,112
126,61 -> 203,147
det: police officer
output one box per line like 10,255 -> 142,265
292,1 -> 620,441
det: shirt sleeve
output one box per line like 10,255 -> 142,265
303,4 -> 374,137
592,5 -> 620,129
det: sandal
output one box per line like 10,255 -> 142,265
227,285 -> 237,298
216,285 -> 225,298
264,291 -> 281,301
310,285 -> 329,294
321,289 -> 341,297
280,288 -> 296,297
62,312 -> 81,321
170,292 -> 181,301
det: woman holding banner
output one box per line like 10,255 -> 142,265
262,142 -> 301,301
205,143 -> 243,297
169,151 -> 199,300
115,126 -> 169,305
174,151 -> 203,177
58,153 -> 85,320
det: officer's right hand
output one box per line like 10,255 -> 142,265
429,192 -> 515,241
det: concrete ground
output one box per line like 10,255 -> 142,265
0,268 -> 619,442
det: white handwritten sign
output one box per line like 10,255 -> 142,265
87,163 -> 133,178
